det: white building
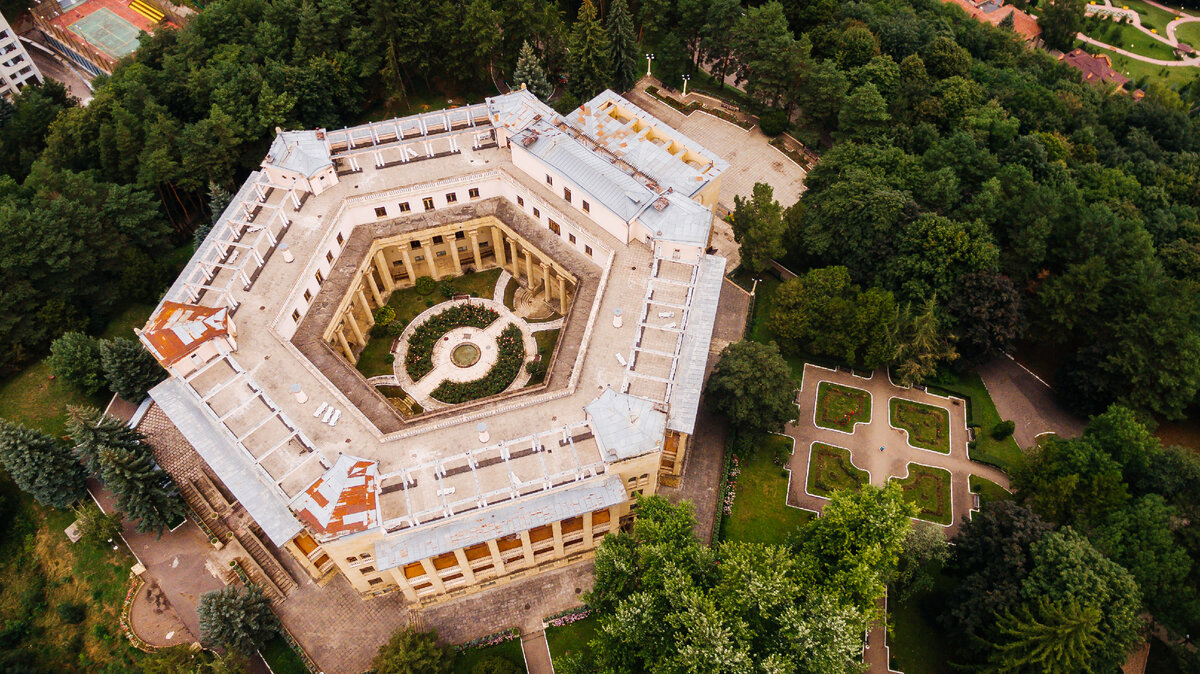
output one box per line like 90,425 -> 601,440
0,11 -> 42,98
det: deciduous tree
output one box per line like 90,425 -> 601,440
731,182 -> 786,273
372,626 -> 453,674
705,341 -> 796,435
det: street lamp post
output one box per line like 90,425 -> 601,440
682,74 -> 691,96
645,53 -> 655,77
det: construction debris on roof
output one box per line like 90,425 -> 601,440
294,454 -> 380,537
140,301 -> 231,366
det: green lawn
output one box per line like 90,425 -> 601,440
889,565 -> 955,674
527,329 -> 561,386
968,475 -> 1013,506
1174,19 -> 1200,47
891,464 -> 953,526
454,638 -> 527,674
815,382 -> 871,432
806,443 -> 869,497
102,302 -> 156,339
890,399 -> 951,454
545,615 -> 599,670
923,370 -> 1021,474
355,268 -> 504,378
1084,18 -> 1181,60
1077,40 -> 1200,89
723,434 -> 813,545
1117,0 -> 1186,31
261,634 -> 309,674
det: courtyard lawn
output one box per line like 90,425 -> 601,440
356,334 -> 396,378
969,475 -> 1013,506
924,370 -> 1022,474
815,382 -> 871,432
890,399 -> 951,454
545,615 -> 599,670
527,329 -> 561,386
1118,0 -> 1185,31
723,434 -> 813,545
261,635 -> 308,674
1077,40 -> 1199,89
891,464 -> 953,526
806,443 -> 869,497
1084,18 -> 1181,60
454,638 -> 527,674
889,565 -> 954,674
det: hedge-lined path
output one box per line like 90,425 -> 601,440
393,298 -> 537,410
784,364 -> 1009,538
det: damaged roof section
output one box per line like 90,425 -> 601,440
294,454 -> 380,538
140,301 -> 231,367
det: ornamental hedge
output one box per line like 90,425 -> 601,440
405,304 -> 499,380
431,324 -> 525,404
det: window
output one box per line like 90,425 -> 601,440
336,232 -> 344,246
582,200 -> 590,213
454,231 -> 465,239
432,235 -> 444,244
480,241 -> 490,248
422,197 -> 435,211
315,270 -> 324,284
410,240 -> 421,249
436,251 -> 447,257
374,206 -> 387,218
457,245 -> 467,252
468,188 -> 480,199
399,202 -> 411,213
549,220 -> 561,236
367,577 -> 383,586
568,233 -> 576,244
585,245 -> 593,256
303,290 -> 313,302
414,255 -> 424,262
359,566 -> 376,574
325,251 -> 334,263
532,207 -> 540,218
517,196 -> 524,207
445,192 -> 458,203
563,187 -> 572,202
292,309 -> 301,322
545,174 -> 553,186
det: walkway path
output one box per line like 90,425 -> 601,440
976,356 -> 1085,448
521,631 -> 554,674
1077,33 -> 1200,65
1079,0 -> 1200,66
493,269 -> 512,304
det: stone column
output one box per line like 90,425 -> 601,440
470,231 -> 482,269
519,530 -> 535,567
551,520 -> 565,558
451,239 -> 463,275
356,288 -> 373,324
421,239 -> 439,279
452,548 -> 476,584
389,568 -> 419,602
336,330 -> 355,362
492,227 -> 506,268
508,239 -> 519,276
366,272 -> 383,306
541,263 -> 551,302
345,315 -> 365,346
583,511 -> 595,549
419,559 -> 447,594
374,250 -> 394,292
558,276 -> 567,311
400,247 -> 416,283
486,539 -> 507,575
524,250 -> 533,286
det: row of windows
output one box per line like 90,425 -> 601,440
373,188 -> 481,219
291,230 -> 348,323
547,175 -> 590,213
520,193 -> 594,257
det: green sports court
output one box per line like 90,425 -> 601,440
68,7 -> 140,59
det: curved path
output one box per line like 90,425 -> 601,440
1079,0 -> 1200,67
1077,33 -> 1200,65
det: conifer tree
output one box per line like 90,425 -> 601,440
567,0 -> 612,100
99,337 -> 165,402
47,331 -> 106,396
0,420 -> 87,509
69,406 -> 185,536
197,585 -> 278,655
606,0 -> 639,91
512,41 -> 554,100
982,599 -> 1103,673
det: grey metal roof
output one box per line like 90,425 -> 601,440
149,378 -> 302,546
266,130 -> 331,177
374,475 -> 627,570
486,89 -> 559,132
667,255 -> 727,434
638,192 -> 715,248
585,387 -> 666,461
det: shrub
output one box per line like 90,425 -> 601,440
425,299 -> 435,307
72,503 -> 123,544
991,420 -> 1016,440
56,602 -> 86,625
385,354 -> 395,364
405,304 -> 501,380
373,627 -> 453,674
414,276 -> 436,295
431,325 -> 525,403
438,279 -> 457,298
759,109 -> 789,136
374,306 -> 396,325
472,654 -> 521,674
197,585 -> 278,655
386,320 -> 405,337
370,323 -> 389,338
525,359 -> 547,379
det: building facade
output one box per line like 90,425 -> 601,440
0,12 -> 42,98
137,89 -> 729,606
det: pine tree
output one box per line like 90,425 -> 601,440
512,41 -> 554,100
69,406 -> 185,536
99,337 -> 165,402
0,420 -> 87,509
982,599 -> 1102,673
47,331 -> 106,395
197,585 -> 278,655
567,0 -> 612,100
891,298 -> 958,387
606,0 -> 639,92
836,83 -> 891,144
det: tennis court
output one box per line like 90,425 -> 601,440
68,7 -> 141,59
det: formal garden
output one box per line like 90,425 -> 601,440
890,399 -> 951,454
404,304 -> 501,380
889,464 -> 953,526
814,382 -> 871,432
721,434 -> 814,545
805,442 -> 869,497
429,323 -> 526,404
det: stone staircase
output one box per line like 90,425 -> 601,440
234,527 -> 298,601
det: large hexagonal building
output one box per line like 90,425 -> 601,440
135,89 -> 730,605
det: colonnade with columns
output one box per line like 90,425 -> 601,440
325,215 -> 577,364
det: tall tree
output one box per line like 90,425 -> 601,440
99,337 -> 165,402
511,41 -> 554,100
732,2 -> 810,113
705,341 -> 796,435
0,420 -> 87,509
731,182 -> 786,273
46,331 -> 106,396
1040,0 -> 1087,51
890,298 -> 957,387
606,0 -> 639,91
981,599 -> 1103,674
946,271 -> 1024,366
197,585 -> 278,655
567,0 -> 612,100
372,627 -> 454,674
836,83 -> 891,144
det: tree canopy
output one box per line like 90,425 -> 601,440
705,341 -> 796,435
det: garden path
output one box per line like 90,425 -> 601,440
493,269 -> 512,304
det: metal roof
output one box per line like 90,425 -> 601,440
667,255 -> 726,434
292,454 -> 380,538
585,387 -> 667,460
374,475 -> 627,570
265,130 -> 332,177
639,191 -> 715,248
140,302 -> 229,366
149,378 -> 302,546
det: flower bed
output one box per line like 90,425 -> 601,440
431,324 -> 525,403
722,455 -> 741,516
455,627 -> 520,653
806,443 -> 869,497
404,303 -> 499,380
120,571 -> 156,653
544,606 -> 592,628
814,382 -> 871,432
890,399 -> 951,454
645,86 -> 755,130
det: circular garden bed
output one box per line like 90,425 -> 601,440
405,304 -> 499,380
431,324 -> 526,404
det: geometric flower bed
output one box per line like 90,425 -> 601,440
814,382 -> 871,432
891,463 -> 952,525
890,399 -> 951,454
806,442 -> 869,498
404,303 -> 499,380
430,323 -> 525,404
